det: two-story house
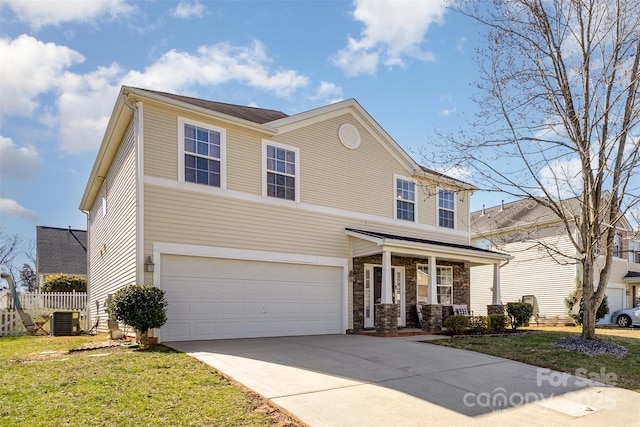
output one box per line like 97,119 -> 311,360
80,86 -> 509,342
36,226 -> 87,287
470,198 -> 640,324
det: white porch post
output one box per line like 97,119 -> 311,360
492,263 -> 502,305
427,255 -> 437,304
381,250 -> 393,303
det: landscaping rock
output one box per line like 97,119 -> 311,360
554,337 -> 628,356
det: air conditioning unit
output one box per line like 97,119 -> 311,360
51,312 -> 80,336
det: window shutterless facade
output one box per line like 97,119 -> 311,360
395,177 -> 415,222
438,189 -> 455,229
436,266 -> 453,304
263,140 -> 299,202
178,117 -> 225,188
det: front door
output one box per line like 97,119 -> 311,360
364,265 -> 405,328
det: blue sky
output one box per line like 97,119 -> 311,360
0,0 -> 523,261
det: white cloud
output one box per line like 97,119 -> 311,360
440,107 -> 456,117
0,0 -> 133,28
457,36 -> 468,53
0,35 -> 84,117
538,157 -> 583,199
0,136 -> 41,182
333,0 -> 447,76
0,198 -> 37,222
312,81 -> 343,103
172,1 -> 205,19
52,39 -> 308,152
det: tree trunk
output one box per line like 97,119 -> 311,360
581,300 -> 597,340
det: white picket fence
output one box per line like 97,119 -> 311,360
0,291 -> 88,336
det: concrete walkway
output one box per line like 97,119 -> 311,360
166,334 -> 639,426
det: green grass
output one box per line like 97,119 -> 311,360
427,326 -> 640,392
0,335 -> 288,426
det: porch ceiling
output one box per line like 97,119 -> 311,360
346,228 -> 512,266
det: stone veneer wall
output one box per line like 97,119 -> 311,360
352,255 -> 470,331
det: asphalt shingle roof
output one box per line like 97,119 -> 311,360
36,226 -> 87,276
142,88 -> 289,124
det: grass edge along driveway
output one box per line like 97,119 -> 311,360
0,335 -> 301,427
425,326 -> 640,392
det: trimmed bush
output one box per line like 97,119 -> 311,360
108,284 -> 168,344
487,314 -> 507,333
564,291 -> 609,326
506,302 -> 533,330
469,315 -> 488,334
444,314 -> 470,335
41,274 -> 86,292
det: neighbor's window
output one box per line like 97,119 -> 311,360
438,190 -> 455,229
417,264 -> 429,304
181,119 -> 224,187
265,143 -> 297,201
436,266 -> 453,304
613,233 -> 622,258
396,178 -> 415,221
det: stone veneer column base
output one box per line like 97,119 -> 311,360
422,304 -> 443,331
487,304 -> 505,315
375,304 -> 398,335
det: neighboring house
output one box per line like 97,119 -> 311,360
470,199 -> 640,323
36,226 -> 87,286
79,86 -> 509,342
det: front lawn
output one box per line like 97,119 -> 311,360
0,335 -> 299,426
427,326 -> 640,392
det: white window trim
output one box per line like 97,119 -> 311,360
177,116 -> 227,189
437,187 -> 456,230
416,263 -> 429,304
262,139 -> 300,203
436,265 -> 453,305
393,174 -> 417,223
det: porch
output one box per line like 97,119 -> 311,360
346,228 -> 511,334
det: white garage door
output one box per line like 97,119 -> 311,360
599,287 -> 625,324
160,255 -> 343,341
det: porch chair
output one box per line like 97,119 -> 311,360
452,304 -> 473,319
416,304 -> 424,326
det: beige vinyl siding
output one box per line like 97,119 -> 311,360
87,120 -> 138,332
274,114 -> 407,218
470,234 -> 576,316
143,105 -> 178,179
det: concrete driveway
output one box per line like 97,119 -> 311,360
166,334 -> 639,426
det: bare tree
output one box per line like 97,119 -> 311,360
0,227 -> 22,288
434,0 -> 639,339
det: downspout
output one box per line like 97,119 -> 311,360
82,209 -> 92,329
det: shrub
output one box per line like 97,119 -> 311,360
564,291 -> 609,326
487,314 -> 507,333
108,284 -> 168,344
444,314 -> 470,335
506,302 -> 533,330
469,316 -> 487,334
41,274 -> 87,292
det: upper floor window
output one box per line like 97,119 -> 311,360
629,240 -> 640,263
263,141 -> 299,201
179,118 -> 225,188
613,233 -> 622,258
438,189 -> 455,229
396,177 -> 415,221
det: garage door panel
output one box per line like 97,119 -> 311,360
161,255 -> 343,341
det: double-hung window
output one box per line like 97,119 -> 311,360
180,118 -> 225,188
264,141 -> 298,201
416,264 -> 429,304
613,233 -> 622,258
438,189 -> 455,229
396,177 -> 415,221
436,266 -> 453,304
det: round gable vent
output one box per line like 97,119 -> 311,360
339,123 -> 361,150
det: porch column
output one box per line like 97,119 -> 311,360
427,255 -> 437,304
380,250 -> 393,303
492,263 -> 502,305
